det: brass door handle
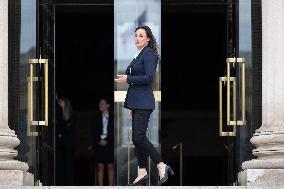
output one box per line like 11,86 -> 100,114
219,58 -> 246,137
27,58 -> 48,136
219,76 -> 237,136
226,58 -> 246,126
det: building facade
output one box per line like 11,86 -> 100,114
0,0 -> 283,186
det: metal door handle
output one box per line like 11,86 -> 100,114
219,58 -> 246,137
27,58 -> 48,136
226,58 -> 246,126
219,76 -> 237,136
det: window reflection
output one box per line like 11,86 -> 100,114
114,0 -> 161,91
10,0 -> 37,179
114,0 -> 161,185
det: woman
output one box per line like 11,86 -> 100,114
115,25 -> 174,186
93,98 -> 114,186
56,97 -> 76,185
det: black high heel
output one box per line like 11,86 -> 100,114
128,175 -> 149,186
158,165 -> 174,185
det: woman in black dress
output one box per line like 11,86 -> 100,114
93,98 -> 114,186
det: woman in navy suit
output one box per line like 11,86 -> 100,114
115,26 -> 173,186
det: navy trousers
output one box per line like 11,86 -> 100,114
132,109 -> 163,168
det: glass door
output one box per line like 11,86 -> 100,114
37,0 -> 56,185
219,0 -> 261,185
9,0 -> 56,185
114,0 -> 161,185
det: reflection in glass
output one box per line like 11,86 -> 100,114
10,0 -> 37,181
114,0 -> 161,91
114,0 -> 161,185
236,0 -> 253,174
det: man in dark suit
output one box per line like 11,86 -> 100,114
93,98 -> 114,186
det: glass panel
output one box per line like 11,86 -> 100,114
21,0 -> 37,180
229,0 -> 261,185
162,0 -> 228,186
114,0 -> 161,185
38,0 -> 56,185
223,0 -> 254,184
235,0 -> 261,182
9,0 -> 38,183
114,0 -> 161,91
9,0 -> 56,185
115,102 -> 160,185
236,0 -> 252,173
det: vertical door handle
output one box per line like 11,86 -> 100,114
219,76 -> 237,136
226,58 -> 246,126
219,58 -> 246,137
27,58 -> 48,136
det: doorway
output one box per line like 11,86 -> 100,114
9,0 -> 259,186
55,4 -> 114,185
161,1 -> 230,185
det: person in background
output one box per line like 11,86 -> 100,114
56,97 -> 76,185
93,98 -> 114,186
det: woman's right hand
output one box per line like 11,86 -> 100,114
129,110 -> 132,117
114,75 -> 127,84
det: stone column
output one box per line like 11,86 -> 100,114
239,0 -> 284,186
0,0 -> 33,186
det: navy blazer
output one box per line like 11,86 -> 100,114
124,46 -> 158,110
93,112 -> 114,148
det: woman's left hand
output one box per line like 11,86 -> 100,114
114,75 -> 127,84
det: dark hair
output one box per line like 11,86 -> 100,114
99,98 -> 110,105
135,25 -> 160,59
